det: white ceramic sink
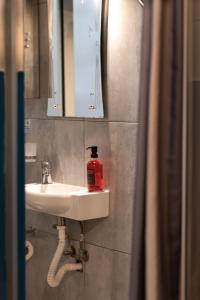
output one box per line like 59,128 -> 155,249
25,183 -> 109,221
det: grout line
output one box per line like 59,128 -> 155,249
71,238 -> 131,255
26,228 -> 57,238
82,119 -> 139,125
85,241 -> 132,255
26,227 -> 131,255
26,227 -> 131,254
25,117 -> 139,125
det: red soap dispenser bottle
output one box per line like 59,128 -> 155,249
87,146 -> 104,192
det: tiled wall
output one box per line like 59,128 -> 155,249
25,1 -> 143,299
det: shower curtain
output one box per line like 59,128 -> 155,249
131,1 -> 184,300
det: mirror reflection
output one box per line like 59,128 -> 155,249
63,0 -> 104,118
46,0 -> 105,118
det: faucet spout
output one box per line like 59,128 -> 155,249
41,161 -> 53,184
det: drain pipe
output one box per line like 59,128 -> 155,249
26,240 -> 34,262
47,220 -> 83,288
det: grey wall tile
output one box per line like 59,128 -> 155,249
25,118 -> 56,162
26,209 -> 82,244
193,21 -> 200,81
25,118 -> 42,145
25,162 -> 41,183
25,119 -> 85,185
26,231 -> 84,300
25,98 -> 48,119
111,251 -> 132,300
49,119 -> 85,186
84,243 -> 131,300
26,210 -> 57,236
193,0 -> 200,21
25,119 -> 53,184
84,122 -> 137,253
105,0 -> 143,122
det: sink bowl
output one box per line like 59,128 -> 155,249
26,183 -> 109,221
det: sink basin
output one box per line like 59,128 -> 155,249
25,183 -> 109,221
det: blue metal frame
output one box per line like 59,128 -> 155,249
17,71 -> 25,300
0,72 -> 6,299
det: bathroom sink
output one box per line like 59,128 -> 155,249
25,183 -> 109,221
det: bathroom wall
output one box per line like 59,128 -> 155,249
25,0 -> 143,299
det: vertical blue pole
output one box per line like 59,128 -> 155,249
17,71 -> 25,300
0,72 -> 6,299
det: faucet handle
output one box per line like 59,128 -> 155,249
41,161 -> 51,170
41,161 -> 53,184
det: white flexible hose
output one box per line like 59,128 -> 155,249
26,240 -> 34,262
47,226 -> 83,288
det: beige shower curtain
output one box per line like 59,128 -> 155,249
145,1 -> 162,298
131,1 -> 183,299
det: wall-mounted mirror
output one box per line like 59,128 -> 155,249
47,0 -> 105,118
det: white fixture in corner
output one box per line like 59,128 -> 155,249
26,240 -> 34,262
25,183 -> 109,221
25,143 -> 37,162
47,225 -> 82,288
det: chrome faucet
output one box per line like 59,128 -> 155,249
41,161 -> 53,184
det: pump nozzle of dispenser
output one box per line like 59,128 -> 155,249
86,146 -> 98,158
